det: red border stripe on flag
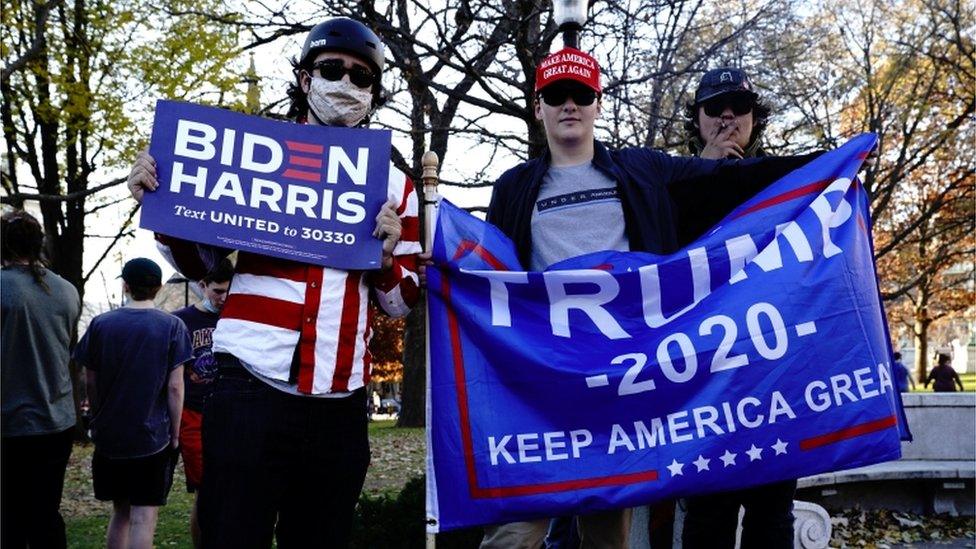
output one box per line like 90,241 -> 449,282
451,241 -> 512,271
476,470 -> 660,498
733,179 -> 831,219
799,415 -> 898,451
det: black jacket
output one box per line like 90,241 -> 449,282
486,141 -> 819,267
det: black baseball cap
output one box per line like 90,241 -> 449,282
121,257 -> 162,287
694,68 -> 758,104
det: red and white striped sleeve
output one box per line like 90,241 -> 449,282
370,165 -> 421,317
154,234 -> 231,281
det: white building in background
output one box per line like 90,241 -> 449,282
945,261 -> 976,374
894,258 -> 976,377
951,336 -> 975,374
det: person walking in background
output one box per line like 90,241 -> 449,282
892,352 -> 916,392
925,353 -> 964,392
1,210 -> 81,549
73,257 -> 191,549
171,258 -> 233,548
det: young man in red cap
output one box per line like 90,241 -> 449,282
482,49 -> 820,549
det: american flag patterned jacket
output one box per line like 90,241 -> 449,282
156,165 -> 421,396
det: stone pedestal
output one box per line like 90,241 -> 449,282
627,500 -> 832,548
792,500 -> 833,549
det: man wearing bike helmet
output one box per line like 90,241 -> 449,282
127,17 -> 420,548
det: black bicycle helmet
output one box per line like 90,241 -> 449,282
300,18 -> 385,77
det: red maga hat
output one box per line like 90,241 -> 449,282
535,48 -> 601,93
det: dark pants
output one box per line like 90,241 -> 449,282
649,501 -> 675,549
1,428 -> 74,549
544,516 -> 579,549
682,479 -> 797,549
198,365 -> 370,549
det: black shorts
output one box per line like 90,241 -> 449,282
92,446 -> 178,506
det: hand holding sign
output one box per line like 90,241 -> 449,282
127,150 -> 159,203
140,101 -> 393,270
373,199 -> 401,270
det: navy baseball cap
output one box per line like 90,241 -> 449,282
121,257 -> 162,287
694,68 -> 758,104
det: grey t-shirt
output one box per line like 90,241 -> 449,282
1,266 -> 80,436
530,162 -> 629,270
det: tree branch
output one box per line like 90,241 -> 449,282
81,203 -> 140,286
1,177 -> 124,204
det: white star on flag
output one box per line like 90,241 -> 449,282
746,444 -> 763,461
693,454 -> 710,472
720,449 -> 737,467
772,438 -> 789,455
666,459 -> 684,477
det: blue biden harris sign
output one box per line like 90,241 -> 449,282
141,100 -> 391,270
425,134 -> 909,532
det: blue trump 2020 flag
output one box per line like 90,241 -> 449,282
425,134 -> 909,532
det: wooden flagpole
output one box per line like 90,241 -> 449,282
421,151 -> 440,549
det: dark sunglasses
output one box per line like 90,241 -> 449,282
310,60 -> 377,89
701,95 -> 754,117
539,85 -> 599,107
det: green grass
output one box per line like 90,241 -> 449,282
369,418 -> 410,434
910,372 -> 976,392
64,420 -> 423,548
66,493 -> 194,549
64,444 -> 197,549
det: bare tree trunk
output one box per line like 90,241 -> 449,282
398,305 -> 425,427
913,293 -> 930,384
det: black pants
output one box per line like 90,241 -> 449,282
682,479 -> 797,549
1,428 -> 74,549
198,365 -> 370,549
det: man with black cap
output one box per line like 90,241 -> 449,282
481,48 -> 821,549
685,67 -> 771,161
74,257 -> 191,549
126,17 -> 420,548
679,67 -> 797,549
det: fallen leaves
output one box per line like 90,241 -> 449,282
829,508 -> 975,548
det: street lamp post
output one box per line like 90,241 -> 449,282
552,0 -> 588,49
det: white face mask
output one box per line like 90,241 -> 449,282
201,297 -> 219,314
307,78 -> 373,127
